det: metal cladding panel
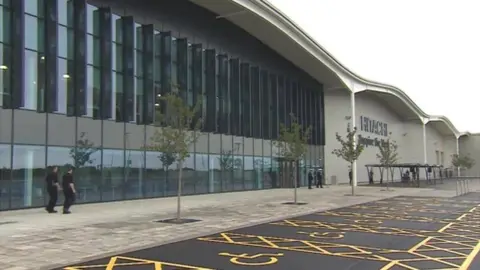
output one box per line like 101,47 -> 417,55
229,58 -> 240,136
142,24 -> 154,125
122,16 -> 135,123
240,62 -> 250,137
99,7 -> 112,119
44,0 -> 58,113
9,0 -> 25,109
204,49 -> 216,133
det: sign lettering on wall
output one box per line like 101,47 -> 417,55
357,135 -> 389,148
360,116 -> 388,137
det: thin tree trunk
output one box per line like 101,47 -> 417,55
176,161 -> 183,221
386,165 -> 390,191
293,161 -> 298,204
351,162 -> 354,196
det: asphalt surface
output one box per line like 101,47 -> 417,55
58,193 -> 480,270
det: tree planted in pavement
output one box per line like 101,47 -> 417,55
273,113 -> 311,204
332,126 -> 364,195
146,92 -> 202,222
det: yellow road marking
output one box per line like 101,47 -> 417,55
459,241 -> 480,270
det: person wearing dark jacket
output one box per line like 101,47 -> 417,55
45,166 -> 59,213
316,169 -> 323,188
62,167 -> 76,214
308,170 -> 314,189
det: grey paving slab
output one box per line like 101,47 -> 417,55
58,193 -> 480,270
0,186 -> 473,270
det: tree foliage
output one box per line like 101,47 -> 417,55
145,92 -> 202,164
273,113 -> 312,162
69,132 -> 98,168
451,154 -> 475,170
332,127 -> 364,163
376,134 -> 399,167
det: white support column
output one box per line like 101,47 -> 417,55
456,135 -> 460,177
422,119 -> 428,164
350,91 -> 357,189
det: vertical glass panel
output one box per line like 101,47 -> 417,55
0,44 -> 11,107
87,65 -> 100,118
220,136 -> 234,192
86,4 -> 98,35
115,72 -> 123,120
23,50 -> 38,110
12,145 -> 46,209
125,150 -> 144,200
191,44 -> 202,128
102,149 -> 124,201
56,58 -> 71,114
285,78 -> 291,127
145,151 -> 164,198
0,144 -> 11,210
277,75 -> 285,130
0,6 -> 11,44
240,63 -> 250,137
176,38 -> 188,103
250,67 -> 259,138
194,153 -> 209,194
25,0 -> 44,17
254,156 -> 264,189
243,156 -> 254,190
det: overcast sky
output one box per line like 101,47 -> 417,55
268,0 -> 480,133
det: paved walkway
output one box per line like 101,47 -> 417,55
0,185 -> 472,270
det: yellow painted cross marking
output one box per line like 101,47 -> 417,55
63,256 -> 213,270
218,252 -> 283,266
298,231 -> 344,239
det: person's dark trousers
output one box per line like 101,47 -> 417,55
316,178 -> 323,188
46,187 -> 58,212
63,191 -> 75,213
308,178 -> 312,189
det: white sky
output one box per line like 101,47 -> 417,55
268,0 -> 480,133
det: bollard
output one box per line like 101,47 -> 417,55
456,180 -> 459,196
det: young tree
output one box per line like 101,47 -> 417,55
273,113 -> 311,204
332,126 -> 364,195
376,134 -> 399,188
145,92 -> 202,222
451,154 -> 475,175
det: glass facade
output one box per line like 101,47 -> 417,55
0,0 -> 325,210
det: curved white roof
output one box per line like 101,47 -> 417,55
190,0 -> 465,137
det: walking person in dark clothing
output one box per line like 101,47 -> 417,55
349,169 -> 353,185
316,169 -> 323,188
308,170 -> 314,189
62,167 -> 76,214
45,166 -> 60,213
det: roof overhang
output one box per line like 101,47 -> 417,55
189,0 -> 466,136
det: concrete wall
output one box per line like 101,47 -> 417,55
324,90 -> 457,184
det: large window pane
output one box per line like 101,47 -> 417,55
25,15 -> 40,51
182,154 -> 195,195
125,150 -> 145,200
23,50 -> 40,110
0,7 -> 11,44
12,145 -> 46,209
102,149 -> 124,201
0,144 -> 11,210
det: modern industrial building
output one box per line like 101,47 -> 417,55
0,0 -> 474,211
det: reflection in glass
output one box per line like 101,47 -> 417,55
210,155 -> 221,193
244,156 -> 254,190
12,145 -> 46,208
182,154 -> 195,195
0,144 -> 11,210
102,149 -> 124,201
233,155 -> 244,190
145,151 -> 164,198
125,150 -> 144,199
24,15 -> 39,51
0,43 -> 11,106
194,154 -> 209,194
219,149 -> 234,192
46,146 -> 73,205
254,157 -> 264,189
